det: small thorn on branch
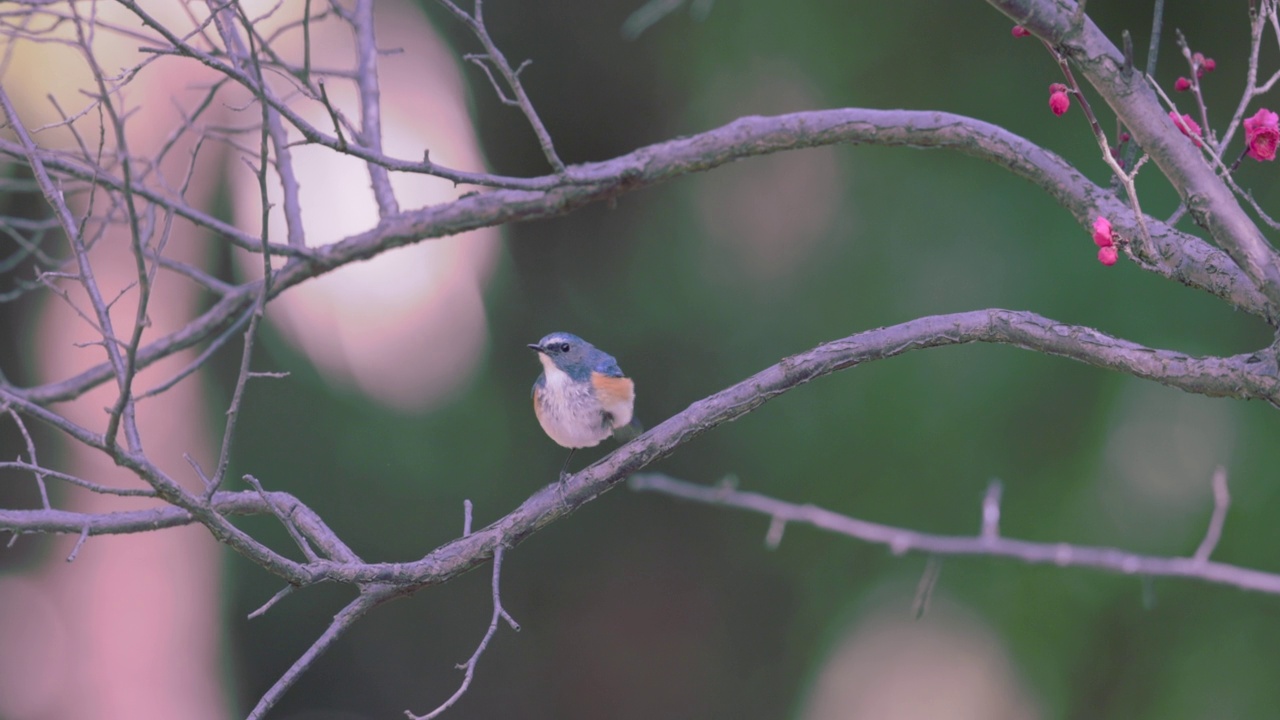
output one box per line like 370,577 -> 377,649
912,555 -> 942,619
981,479 -> 1003,541
1122,29 -> 1135,77
249,584 -> 298,619
66,524 -> 90,562
317,80 -> 347,150
765,515 -> 786,549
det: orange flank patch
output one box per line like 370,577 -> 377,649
591,372 -> 635,428
591,373 -> 634,405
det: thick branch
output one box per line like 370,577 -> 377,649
990,0 -> 1280,312
93,308 -> 1264,591
15,309 -> 1272,586
12,109 -> 1274,407
10,307 -> 1277,711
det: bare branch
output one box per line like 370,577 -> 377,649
351,0 -> 399,216
247,590 -> 385,720
234,308 -> 1279,590
4,405 -> 50,508
65,523 -> 90,562
405,543 -> 520,720
433,0 -> 566,172
70,0 -> 151,455
244,474 -> 319,563
1193,467 -> 1231,563
980,479 -> 1002,542
911,555 -> 943,619
629,474 -> 1280,595
247,584 -> 297,620
8,107 -> 1275,415
0,489 -> 358,562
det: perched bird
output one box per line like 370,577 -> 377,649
529,332 -> 641,477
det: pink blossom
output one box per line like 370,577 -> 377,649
1049,89 -> 1070,116
1098,246 -> 1118,266
1169,112 -> 1203,147
1174,77 -> 1191,92
1194,53 -> 1216,78
1011,25 -> 1031,38
1244,108 -> 1280,162
1092,217 -> 1114,248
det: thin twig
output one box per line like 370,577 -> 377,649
435,0 -> 567,173
244,474 -> 319,563
980,479 -> 1002,542
5,406 -> 50,508
248,584 -> 297,620
765,515 -> 786,549
65,524 -> 90,562
629,473 -> 1272,594
351,0 -> 399,216
1043,40 -> 1157,258
247,591 -> 385,720
71,1 -> 150,456
1193,467 -> 1231,563
912,556 -> 943,619
405,543 -> 520,720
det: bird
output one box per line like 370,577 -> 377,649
528,332 -> 641,478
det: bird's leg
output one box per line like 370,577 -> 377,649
558,448 -> 577,483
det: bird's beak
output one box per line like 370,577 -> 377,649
527,343 -> 544,354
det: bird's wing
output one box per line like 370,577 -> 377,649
592,352 -> 625,377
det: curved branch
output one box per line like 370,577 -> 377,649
11,109 -> 1273,406
14,309 -> 1275,586
11,308 -> 1278,711
214,309 -> 1280,589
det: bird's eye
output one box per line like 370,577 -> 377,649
559,343 -> 571,353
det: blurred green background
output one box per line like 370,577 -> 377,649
6,1 -> 1280,718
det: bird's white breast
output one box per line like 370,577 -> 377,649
535,361 -> 613,448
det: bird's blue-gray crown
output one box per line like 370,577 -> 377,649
528,332 -> 621,381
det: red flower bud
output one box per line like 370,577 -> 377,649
1119,132 -> 1130,143
1203,57 -> 1216,73
1092,217 -> 1114,248
1098,246 -> 1118,266
1174,77 -> 1191,92
1011,25 -> 1032,38
1049,90 -> 1070,116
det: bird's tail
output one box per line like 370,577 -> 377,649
612,416 -> 644,443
